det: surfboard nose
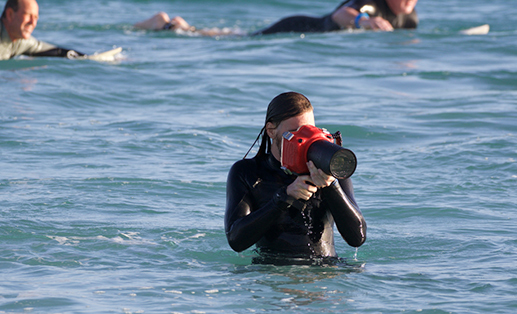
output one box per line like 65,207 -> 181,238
459,24 -> 490,35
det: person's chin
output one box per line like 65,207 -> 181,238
21,30 -> 34,39
403,4 -> 416,14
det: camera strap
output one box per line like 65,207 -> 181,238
243,126 -> 266,159
332,131 -> 343,147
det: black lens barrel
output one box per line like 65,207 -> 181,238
306,140 -> 357,179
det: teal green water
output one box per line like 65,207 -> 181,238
1,0 -> 516,313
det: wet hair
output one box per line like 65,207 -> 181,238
244,92 -> 313,158
2,0 -> 19,20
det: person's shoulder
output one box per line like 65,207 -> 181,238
230,157 -> 259,173
336,0 -> 381,14
227,157 -> 262,188
339,0 -> 377,8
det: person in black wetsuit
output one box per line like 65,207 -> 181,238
225,92 -> 366,264
134,0 -> 417,37
254,0 -> 418,35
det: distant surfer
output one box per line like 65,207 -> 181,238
254,0 -> 418,35
134,0 -> 418,37
224,92 -> 366,264
1,0 -> 85,60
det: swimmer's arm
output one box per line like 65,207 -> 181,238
321,178 -> 367,247
225,163 -> 292,252
331,6 -> 361,29
331,6 -> 393,31
195,28 -> 239,37
20,38 -> 85,58
30,47 -> 85,58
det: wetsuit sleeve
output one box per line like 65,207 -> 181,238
252,14 -> 340,35
321,178 -> 366,247
13,36 -> 54,55
22,36 -> 85,58
30,47 -> 85,58
225,160 -> 294,252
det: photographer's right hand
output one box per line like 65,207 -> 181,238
286,175 -> 318,201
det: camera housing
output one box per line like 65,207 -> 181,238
281,125 -> 357,179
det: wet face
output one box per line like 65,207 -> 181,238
4,0 -> 39,41
266,110 -> 315,161
386,0 -> 418,15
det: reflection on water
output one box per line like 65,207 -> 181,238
229,259 -> 365,309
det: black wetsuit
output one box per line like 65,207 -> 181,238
253,0 -> 418,35
225,153 -> 366,262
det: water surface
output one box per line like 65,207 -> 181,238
1,0 -> 516,313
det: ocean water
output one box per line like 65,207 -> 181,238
1,0 -> 516,313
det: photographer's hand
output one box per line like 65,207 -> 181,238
286,162 -> 335,201
307,161 -> 335,188
286,175 -> 318,201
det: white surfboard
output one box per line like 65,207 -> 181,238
459,24 -> 490,35
84,47 -> 123,61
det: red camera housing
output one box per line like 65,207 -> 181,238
281,125 -> 334,175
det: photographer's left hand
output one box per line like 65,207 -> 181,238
307,161 -> 336,188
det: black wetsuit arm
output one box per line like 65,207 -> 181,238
252,14 -> 340,35
224,161 -> 293,252
29,47 -> 85,58
321,178 -> 366,247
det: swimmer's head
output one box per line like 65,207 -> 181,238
386,0 -> 418,15
2,0 -> 39,41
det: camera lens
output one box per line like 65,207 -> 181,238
329,149 -> 357,179
307,140 -> 357,179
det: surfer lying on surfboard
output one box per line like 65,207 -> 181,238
134,0 -> 418,36
1,0 -> 120,61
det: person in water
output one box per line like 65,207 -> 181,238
225,92 -> 366,264
133,12 -> 241,37
0,0 -> 84,60
134,0 -> 417,36
255,0 -> 418,35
